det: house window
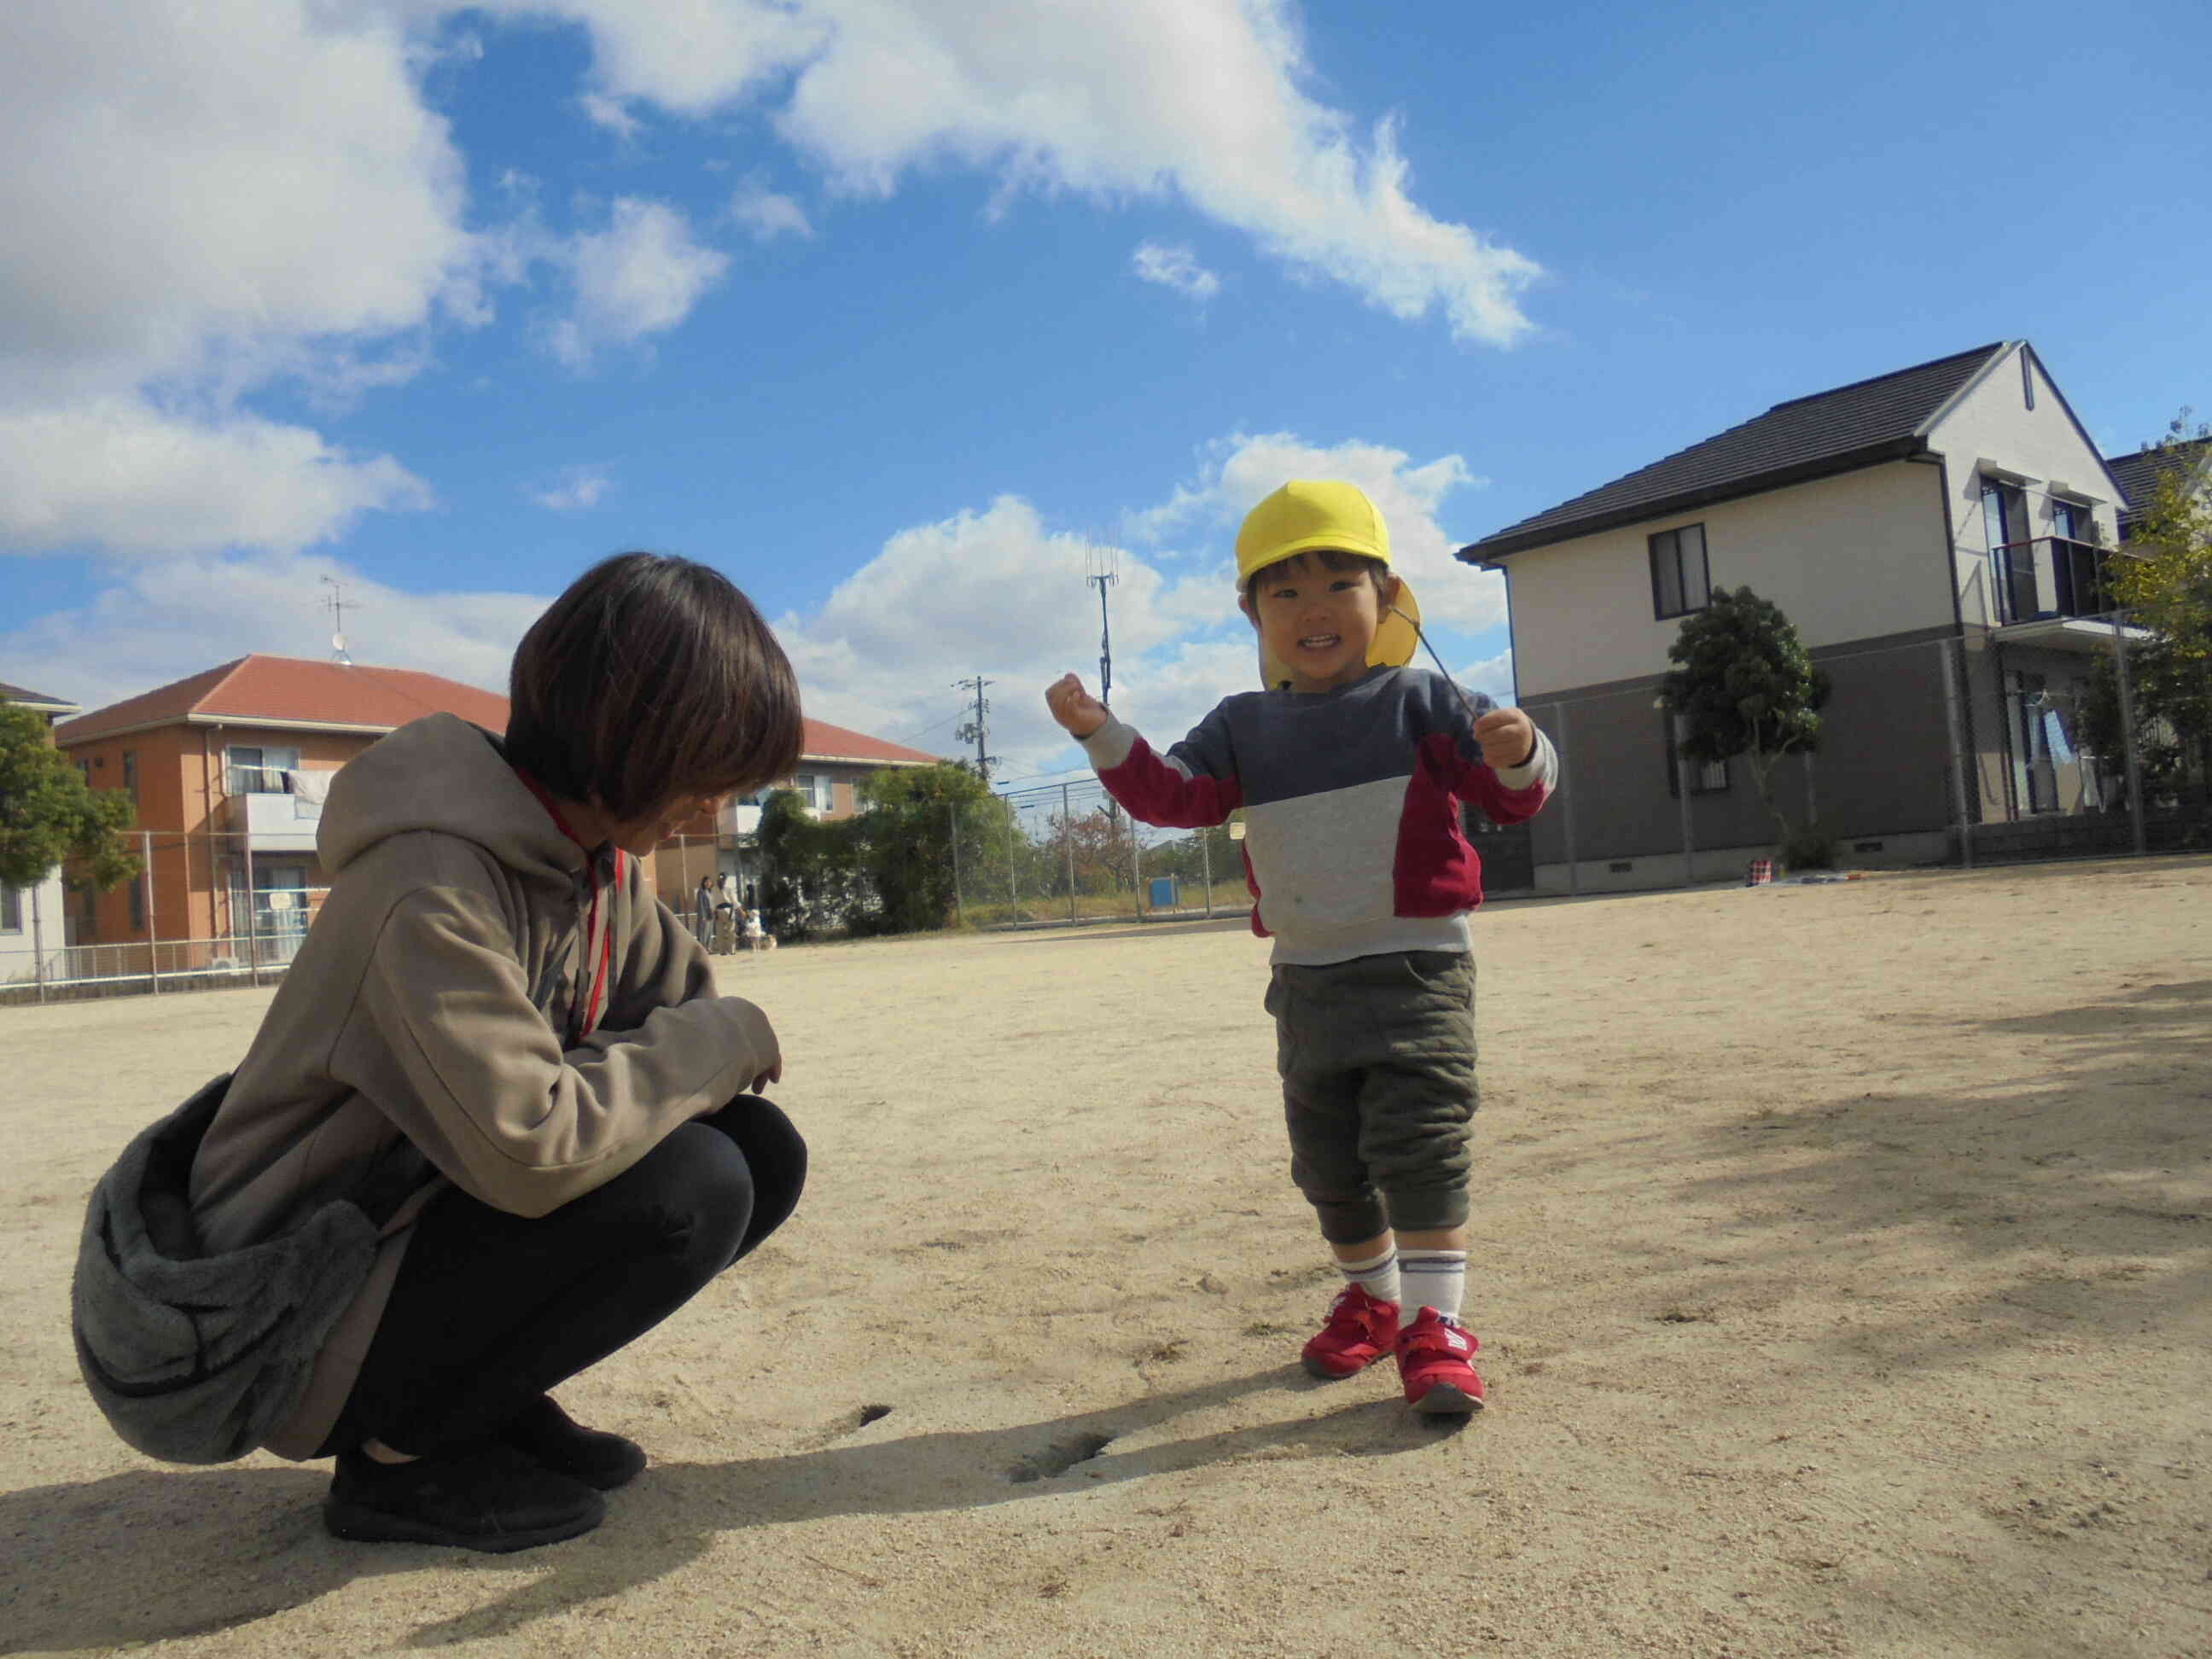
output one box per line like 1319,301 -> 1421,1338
2051,498 -> 2087,543
792,773 -> 833,812
79,882 -> 96,927
76,759 -> 91,783
1,886 -> 20,933
1649,524 -> 1709,619
226,744 -> 300,795
121,749 -> 138,805
128,873 -> 145,932
2021,352 -> 2035,410
1981,478 -> 2034,622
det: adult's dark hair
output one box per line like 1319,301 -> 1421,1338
507,552 -> 805,820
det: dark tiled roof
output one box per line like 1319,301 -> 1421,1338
2104,436 -> 2211,519
1463,342 -> 2012,562
1,679 -> 79,712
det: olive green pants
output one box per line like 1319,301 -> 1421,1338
1264,950 -> 1477,1243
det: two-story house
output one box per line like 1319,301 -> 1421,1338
649,719 -> 948,904
2,678 -> 84,987
52,655 -> 509,974
1460,341 -> 2145,892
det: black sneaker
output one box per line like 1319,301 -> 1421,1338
324,1443 -> 605,1552
500,1394 -> 649,1491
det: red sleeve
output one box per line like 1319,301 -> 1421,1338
1097,735 -> 1245,829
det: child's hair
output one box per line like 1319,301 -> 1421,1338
506,551 -> 805,819
1243,546 -> 1393,604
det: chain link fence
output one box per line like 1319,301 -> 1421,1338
2,829 -> 328,1005
946,777 -> 1234,929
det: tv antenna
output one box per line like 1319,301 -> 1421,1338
320,575 -> 359,665
1086,540 -> 1120,705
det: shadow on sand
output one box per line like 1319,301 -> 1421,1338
4,1365 -> 1458,1652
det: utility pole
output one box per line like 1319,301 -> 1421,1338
954,675 -> 996,783
1086,543 -> 1120,706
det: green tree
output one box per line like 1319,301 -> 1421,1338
1658,585 -> 1831,848
753,788 -> 865,942
854,761 -> 1000,934
0,701 -> 140,894
2106,417 -> 2212,806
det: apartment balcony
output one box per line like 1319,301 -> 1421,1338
222,768 -> 325,853
1989,538 -> 2143,653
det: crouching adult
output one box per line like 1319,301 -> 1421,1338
182,553 -> 808,1551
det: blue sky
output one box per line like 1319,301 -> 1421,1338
4,0 -> 2207,785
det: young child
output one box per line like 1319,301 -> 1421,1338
185,551 -> 806,1549
1045,480 -> 1556,1414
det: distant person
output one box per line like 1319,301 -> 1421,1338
90,552 -> 808,1553
1045,480 -> 1557,1416
694,875 -> 716,942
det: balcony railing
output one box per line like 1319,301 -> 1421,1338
1991,538 -> 2122,626
226,764 -> 292,795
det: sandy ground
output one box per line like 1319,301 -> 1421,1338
3,855 -> 2209,1658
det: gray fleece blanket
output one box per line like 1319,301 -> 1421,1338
73,1074 -> 380,1465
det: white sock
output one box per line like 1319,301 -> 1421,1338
1399,1249 -> 1467,1325
1336,1246 -> 1400,1307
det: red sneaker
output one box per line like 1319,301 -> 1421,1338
1301,1284 -> 1401,1379
1395,1307 -> 1486,1414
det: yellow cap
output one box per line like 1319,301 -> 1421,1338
1238,480 -> 1421,687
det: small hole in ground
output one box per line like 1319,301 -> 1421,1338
858,1403 -> 894,1426
1005,1431 -> 1115,1484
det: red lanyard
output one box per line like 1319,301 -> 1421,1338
516,771 -> 624,1044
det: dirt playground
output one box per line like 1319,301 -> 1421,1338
3,855 -> 2207,1657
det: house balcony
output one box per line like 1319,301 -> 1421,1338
221,771 -> 324,853
1989,538 -> 2144,652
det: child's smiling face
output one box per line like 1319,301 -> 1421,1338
1241,551 -> 1399,692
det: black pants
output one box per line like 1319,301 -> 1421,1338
319,1097 -> 805,1458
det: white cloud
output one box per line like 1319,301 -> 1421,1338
1458,649 -> 1516,701
0,399 -> 430,556
0,0 -> 477,404
530,464 -> 612,511
1132,241 -> 1220,301
731,180 -> 814,242
0,553 -> 543,715
580,90 -> 643,141
546,198 -> 732,368
492,0 -> 1540,344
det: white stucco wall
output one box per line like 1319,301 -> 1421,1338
1924,345 -> 2127,628
1504,458 -> 1950,696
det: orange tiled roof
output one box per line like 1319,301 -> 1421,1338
53,655 -> 509,745
800,718 -> 944,766
53,653 -> 948,767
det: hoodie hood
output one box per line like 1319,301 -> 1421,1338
318,714 -> 582,884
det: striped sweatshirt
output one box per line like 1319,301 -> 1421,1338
1079,666 -> 1557,965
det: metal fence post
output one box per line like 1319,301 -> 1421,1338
1200,825 -> 1214,917
143,830 -> 160,995
2111,607 -> 2147,856
30,882 -> 48,1004
1553,701 -> 1579,896
948,802 -> 964,928
1004,803 -> 1018,918
245,837 -> 262,987
1062,783 -> 1077,923
1132,823 -> 1144,919
1940,637 -> 1974,870
1671,712 -> 1697,887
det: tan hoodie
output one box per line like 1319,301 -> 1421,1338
189,713 -> 778,1458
